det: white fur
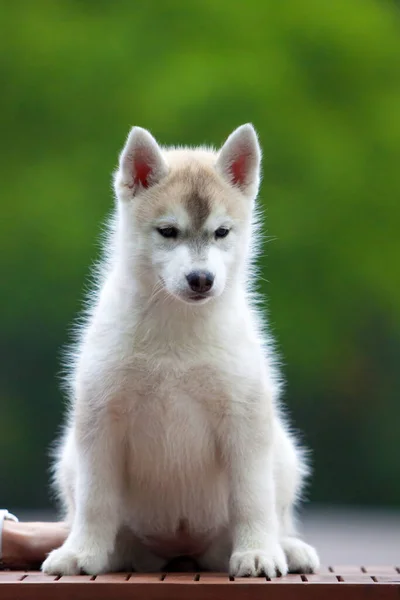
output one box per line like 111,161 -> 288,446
42,124 -> 319,578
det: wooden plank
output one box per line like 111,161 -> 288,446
315,566 -> 336,575
57,575 -> 94,583
0,582 -> 399,600
94,573 -> 131,582
363,566 -> 400,575
129,573 -> 164,582
196,572 -> 230,583
268,574 -> 304,583
229,576 -> 270,584
162,573 -> 199,582
20,572 -> 59,583
0,568 -> 399,600
0,571 -> 27,582
337,574 -> 377,583
375,576 -> 400,584
330,565 -> 364,574
300,574 -> 339,582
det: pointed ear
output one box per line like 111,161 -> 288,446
216,124 -> 261,197
115,127 -> 168,199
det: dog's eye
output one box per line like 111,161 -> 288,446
215,227 -> 230,239
157,227 -> 179,239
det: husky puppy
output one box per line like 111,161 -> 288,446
42,124 -> 319,577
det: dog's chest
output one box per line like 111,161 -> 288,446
123,360 -> 225,477
118,360 -> 230,533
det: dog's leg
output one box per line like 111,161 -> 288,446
279,500 -> 320,574
274,428 -> 320,574
278,491 -> 319,573
42,407 -> 124,575
220,402 -> 288,578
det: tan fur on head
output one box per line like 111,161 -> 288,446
112,126 -> 262,305
133,158 -> 249,228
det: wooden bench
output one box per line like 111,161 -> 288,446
1,566 -> 399,599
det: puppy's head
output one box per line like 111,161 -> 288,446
113,124 -> 261,304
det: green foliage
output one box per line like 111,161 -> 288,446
1,0 -> 399,509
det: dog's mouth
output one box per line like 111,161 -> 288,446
182,292 -> 212,304
189,294 -> 208,301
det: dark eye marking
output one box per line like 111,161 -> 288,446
215,227 -> 230,239
157,226 -> 179,239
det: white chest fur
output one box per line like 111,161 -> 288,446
116,359 -> 231,536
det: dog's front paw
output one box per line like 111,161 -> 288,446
41,542 -> 109,576
281,537 -> 320,574
229,543 -> 288,578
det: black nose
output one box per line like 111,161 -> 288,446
186,270 -> 214,293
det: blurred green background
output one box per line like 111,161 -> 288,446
1,0 -> 399,511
